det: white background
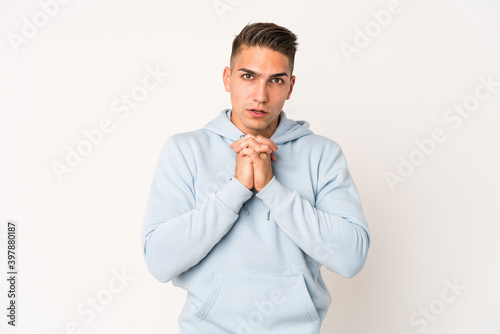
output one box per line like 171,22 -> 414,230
1,0 -> 499,333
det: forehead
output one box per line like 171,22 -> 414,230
233,46 -> 291,75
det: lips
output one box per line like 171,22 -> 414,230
248,109 -> 268,118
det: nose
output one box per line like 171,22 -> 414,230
252,81 -> 268,104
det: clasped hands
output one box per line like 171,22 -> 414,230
230,134 -> 277,192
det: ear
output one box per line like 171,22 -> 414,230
223,66 -> 231,93
286,75 -> 296,100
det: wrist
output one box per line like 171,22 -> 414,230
255,176 -> 273,192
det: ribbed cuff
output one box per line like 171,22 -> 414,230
215,177 -> 253,213
255,176 -> 293,211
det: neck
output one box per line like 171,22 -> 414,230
231,113 -> 281,138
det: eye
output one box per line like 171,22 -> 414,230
242,73 -> 253,79
271,78 -> 284,84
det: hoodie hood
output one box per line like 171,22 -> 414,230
204,109 -> 313,145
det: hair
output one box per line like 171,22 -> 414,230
230,22 -> 298,74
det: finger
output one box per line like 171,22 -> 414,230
231,136 -> 277,159
230,138 -> 251,151
241,149 -> 267,163
255,144 -> 273,155
253,135 -> 278,151
233,138 -> 273,154
246,140 -> 273,154
230,134 -> 255,148
231,134 -> 274,150
254,135 -> 277,149
239,147 -> 258,158
258,152 -> 275,163
232,141 -> 250,153
239,139 -> 275,154
241,149 -> 275,164
238,144 -> 273,156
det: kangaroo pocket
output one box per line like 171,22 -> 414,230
194,272 -> 321,334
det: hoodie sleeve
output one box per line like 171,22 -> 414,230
142,136 -> 253,283
256,143 -> 370,278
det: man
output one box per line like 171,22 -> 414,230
142,22 -> 370,334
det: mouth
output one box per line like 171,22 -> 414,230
248,108 -> 268,117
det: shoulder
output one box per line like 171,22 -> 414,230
162,128 -> 210,149
159,128 -> 223,164
294,133 -> 348,171
297,133 -> 342,152
169,129 -> 207,143
155,129 -> 204,162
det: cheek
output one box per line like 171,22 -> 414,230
271,89 -> 289,103
231,86 -> 248,103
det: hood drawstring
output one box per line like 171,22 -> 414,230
243,204 -> 270,221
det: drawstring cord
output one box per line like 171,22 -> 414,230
243,204 -> 270,221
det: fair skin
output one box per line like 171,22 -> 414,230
223,46 -> 295,191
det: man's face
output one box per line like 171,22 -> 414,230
223,46 -> 295,138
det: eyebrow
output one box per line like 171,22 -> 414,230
238,68 -> 289,78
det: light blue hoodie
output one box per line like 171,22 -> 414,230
142,109 -> 370,334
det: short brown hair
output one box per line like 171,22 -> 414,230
230,22 -> 298,74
